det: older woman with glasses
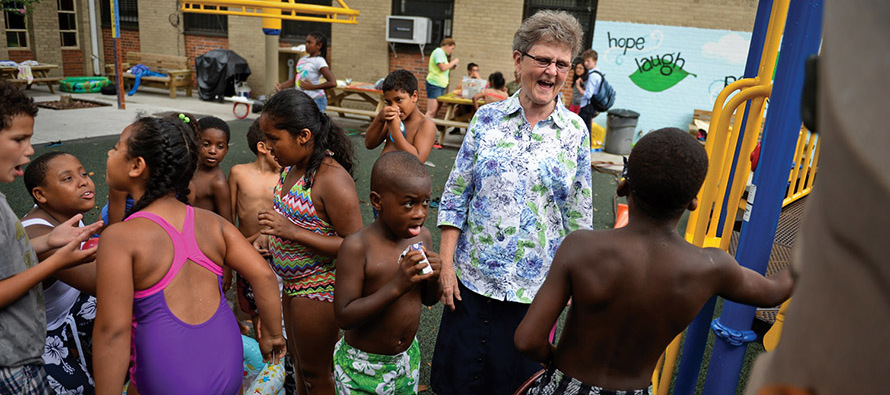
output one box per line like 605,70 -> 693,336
432,10 -> 593,395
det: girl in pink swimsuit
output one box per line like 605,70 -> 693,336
92,117 -> 286,394
256,90 -> 363,394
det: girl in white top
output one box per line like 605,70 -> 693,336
276,32 -> 337,112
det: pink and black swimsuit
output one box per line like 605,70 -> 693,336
126,206 -> 242,395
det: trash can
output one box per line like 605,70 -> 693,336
604,109 -> 640,155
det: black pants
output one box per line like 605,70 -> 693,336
430,281 -> 541,395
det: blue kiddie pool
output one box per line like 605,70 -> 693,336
59,76 -> 111,93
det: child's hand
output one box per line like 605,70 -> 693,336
395,249 -> 435,291
258,209 -> 293,240
252,234 -> 271,257
382,105 -> 400,122
259,332 -> 286,364
423,247 -> 442,280
53,235 -> 98,269
47,214 -> 104,250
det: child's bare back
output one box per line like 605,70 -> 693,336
191,166 -> 230,220
516,128 -> 793,393
538,227 -> 790,389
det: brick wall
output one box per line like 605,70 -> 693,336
388,51 -> 431,113
137,1 -> 183,55
597,0 -> 757,31
8,50 -> 34,63
185,34 -> 229,88
30,1 -> 63,76
227,15 -> 265,94
331,0 -> 389,85
61,49 -> 85,76
101,28 -> 140,71
452,0 -> 523,93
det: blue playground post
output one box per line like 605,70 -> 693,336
670,1 -> 773,393
701,0 -> 824,394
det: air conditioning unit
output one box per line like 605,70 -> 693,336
386,16 -> 432,45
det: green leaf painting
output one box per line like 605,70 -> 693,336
630,54 -> 697,92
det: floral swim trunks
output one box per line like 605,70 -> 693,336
333,338 -> 420,395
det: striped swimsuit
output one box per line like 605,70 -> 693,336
269,166 -> 338,301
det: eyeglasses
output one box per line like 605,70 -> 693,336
521,52 -> 571,72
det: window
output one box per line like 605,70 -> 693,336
4,2 -> 29,48
524,0 -> 597,52
100,0 -> 138,30
391,0 -> 453,47
184,12 -> 228,36
58,0 -> 77,47
280,0 -> 330,43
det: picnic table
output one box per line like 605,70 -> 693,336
326,82 -> 384,120
1,63 -> 62,93
434,92 -> 483,147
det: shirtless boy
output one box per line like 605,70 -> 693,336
333,151 -> 442,393
228,119 -> 280,325
515,128 -> 794,395
192,116 -> 233,222
364,69 -> 437,163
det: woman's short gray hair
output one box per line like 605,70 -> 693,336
513,10 -> 584,57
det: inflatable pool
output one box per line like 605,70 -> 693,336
59,76 -> 111,93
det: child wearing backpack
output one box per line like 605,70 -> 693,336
578,49 -> 616,132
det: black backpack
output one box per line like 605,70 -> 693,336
589,70 -> 616,112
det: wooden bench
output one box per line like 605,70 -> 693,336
325,105 -> 378,121
106,52 -> 192,98
7,77 -> 63,93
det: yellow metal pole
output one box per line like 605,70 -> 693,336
655,334 -> 683,395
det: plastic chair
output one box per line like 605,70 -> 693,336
512,369 -> 546,395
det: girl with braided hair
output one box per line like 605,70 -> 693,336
92,117 -> 286,395
255,89 -> 363,395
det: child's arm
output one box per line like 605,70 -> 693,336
334,236 -> 435,329
276,77 -> 296,92
23,223 -> 98,295
515,233 -> 576,364
575,77 -> 585,96
228,167 -> 241,225
420,245 -> 443,306
221,220 -> 286,362
364,106 -> 394,150
711,248 -> 794,307
0,236 -> 97,309
29,214 -> 103,254
259,169 -> 363,256
212,173 -> 233,223
472,92 -> 484,110
92,224 -> 135,393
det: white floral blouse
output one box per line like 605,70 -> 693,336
438,93 -> 593,303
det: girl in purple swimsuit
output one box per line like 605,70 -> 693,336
92,117 -> 287,395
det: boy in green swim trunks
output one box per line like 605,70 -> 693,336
333,151 -> 443,394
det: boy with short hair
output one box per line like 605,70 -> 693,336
467,62 -> 481,79
515,128 -> 793,394
0,80 -> 101,393
578,49 -> 602,132
333,151 -> 442,394
192,116 -> 233,222
228,119 -> 280,319
365,69 -> 437,163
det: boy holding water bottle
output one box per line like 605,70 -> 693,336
333,151 -> 442,394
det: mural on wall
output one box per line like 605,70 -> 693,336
590,22 -> 751,138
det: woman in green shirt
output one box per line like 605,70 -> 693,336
425,38 -> 460,119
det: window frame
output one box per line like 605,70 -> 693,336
4,1 -> 30,49
100,0 -> 138,30
58,0 -> 79,48
279,0 -> 331,43
183,8 -> 228,37
390,0 -> 454,52
523,0 -> 598,54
